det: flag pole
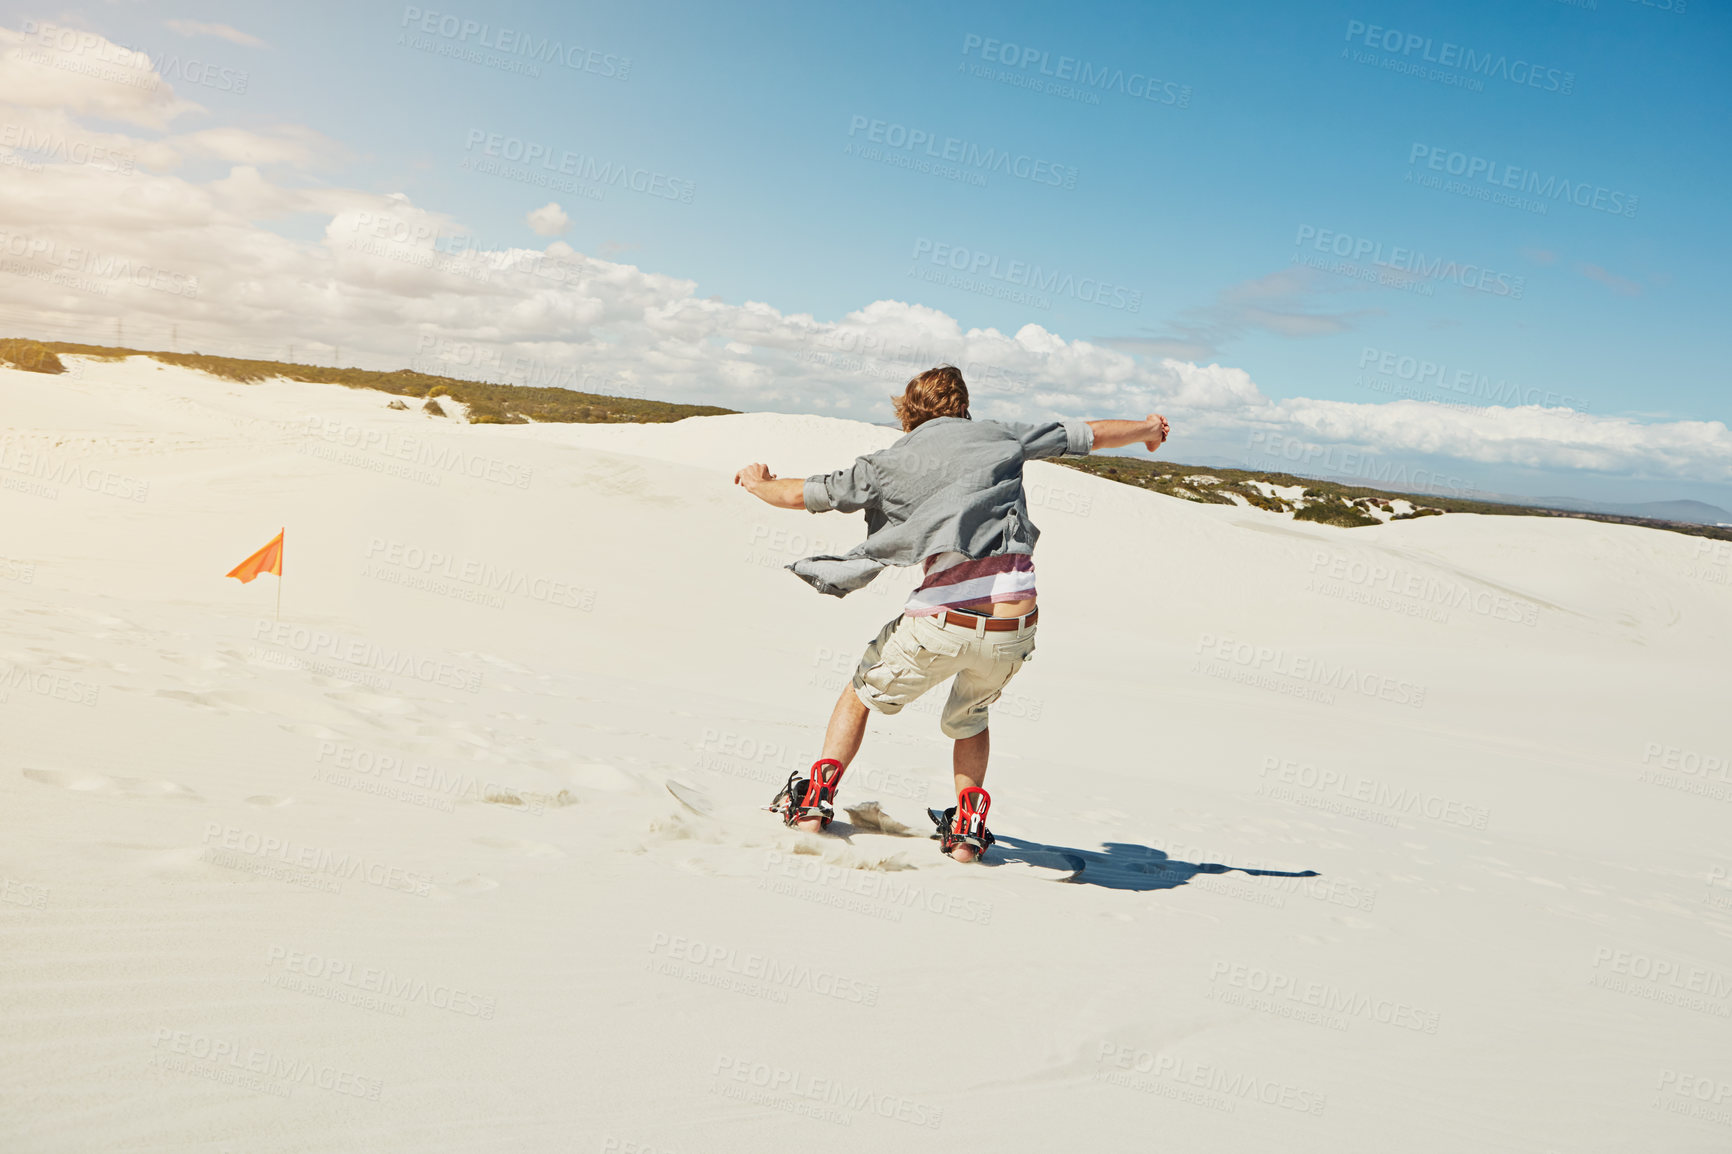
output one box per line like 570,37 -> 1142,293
275,527 -> 284,621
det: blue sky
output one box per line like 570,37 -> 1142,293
2,0 -> 1728,507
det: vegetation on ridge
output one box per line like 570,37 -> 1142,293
19,340 -> 736,426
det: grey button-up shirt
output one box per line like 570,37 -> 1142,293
789,416 -> 1095,597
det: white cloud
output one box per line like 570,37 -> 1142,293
171,124 -> 335,168
0,25 -> 199,129
164,20 -> 266,48
525,201 -> 570,236
1,18 -> 1726,488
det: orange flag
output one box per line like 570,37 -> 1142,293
227,530 -> 284,583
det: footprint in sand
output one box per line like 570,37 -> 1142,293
22,768 -> 200,800
244,795 -> 293,808
445,876 -> 500,895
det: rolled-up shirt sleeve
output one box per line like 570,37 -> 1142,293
804,457 -> 878,513
1010,419 -> 1095,460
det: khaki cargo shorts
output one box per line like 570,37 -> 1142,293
851,611 -> 1037,739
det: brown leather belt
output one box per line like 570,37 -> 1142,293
937,608 -> 1037,632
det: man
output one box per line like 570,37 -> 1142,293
733,365 -> 1168,861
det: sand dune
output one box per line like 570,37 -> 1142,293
2,355 -> 1729,1152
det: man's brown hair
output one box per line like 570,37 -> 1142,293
892,365 -> 970,432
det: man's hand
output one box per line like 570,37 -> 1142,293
734,463 -> 808,510
734,462 -> 776,490
1087,414 -> 1173,452
1144,414 -> 1170,451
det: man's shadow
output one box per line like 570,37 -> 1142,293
985,835 -> 1319,891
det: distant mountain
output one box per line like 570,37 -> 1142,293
1525,496 -> 1732,526
1170,456 -> 1732,526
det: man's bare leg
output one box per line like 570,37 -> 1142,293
795,684 -> 870,832
949,727 -> 990,861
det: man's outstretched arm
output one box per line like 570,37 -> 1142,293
1087,414 -> 1170,452
733,463 -> 806,510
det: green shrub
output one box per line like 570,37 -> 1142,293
1294,499 -> 1381,528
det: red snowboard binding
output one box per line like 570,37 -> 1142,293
769,758 -> 845,830
934,787 -> 995,860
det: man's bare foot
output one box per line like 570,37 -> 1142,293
793,816 -> 824,834
949,844 -> 979,863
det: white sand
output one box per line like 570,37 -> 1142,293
3,355 -> 1730,1152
